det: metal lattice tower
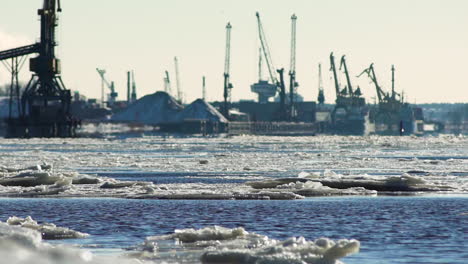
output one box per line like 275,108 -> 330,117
0,0 -> 78,138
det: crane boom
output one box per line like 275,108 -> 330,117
96,68 -> 117,105
339,55 -> 354,95
358,63 -> 385,103
329,52 -> 341,96
96,68 -> 112,89
164,70 -> 172,94
256,12 -> 278,84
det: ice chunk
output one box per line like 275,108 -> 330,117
6,216 -> 89,240
133,226 -> 360,264
173,226 -> 248,243
0,222 -> 137,264
385,173 -> 426,186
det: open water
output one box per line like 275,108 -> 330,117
0,196 -> 467,263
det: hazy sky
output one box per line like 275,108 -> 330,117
0,0 -> 467,104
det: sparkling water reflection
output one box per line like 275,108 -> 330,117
1,196 -> 467,263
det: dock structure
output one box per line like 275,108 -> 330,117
0,0 -> 78,137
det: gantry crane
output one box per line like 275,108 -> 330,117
96,68 -> 117,107
223,22 -> 233,118
288,14 -> 299,120
255,12 -> 286,120
0,0 -> 78,137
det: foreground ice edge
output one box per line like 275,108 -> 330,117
0,219 -> 360,264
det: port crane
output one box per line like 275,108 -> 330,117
131,70 -> 137,102
358,63 -> 402,107
0,0 -> 78,137
329,53 -> 367,133
330,53 -> 365,107
358,63 -> 405,129
255,12 -> 287,120
340,55 -> 362,97
288,14 -> 298,120
222,22 -> 233,118
96,68 -> 117,107
330,53 -> 343,98
317,63 -> 325,105
174,57 -> 182,103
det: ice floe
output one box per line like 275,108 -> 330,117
131,226 -> 360,264
6,216 -> 89,240
0,219 -> 361,264
247,170 -> 456,196
0,134 -> 466,199
0,221 -> 138,264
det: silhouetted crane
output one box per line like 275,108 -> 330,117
223,22 -> 233,118
0,0 -> 78,137
256,12 -> 286,120
96,68 -> 118,107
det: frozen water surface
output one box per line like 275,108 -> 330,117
0,134 -> 467,263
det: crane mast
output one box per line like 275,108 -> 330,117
131,70 -> 137,102
127,71 -> 131,103
174,56 -> 182,103
202,76 -> 206,100
317,63 -> 325,105
391,65 -> 395,100
223,22 -> 233,118
288,14 -> 298,120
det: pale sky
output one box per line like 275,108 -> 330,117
0,0 -> 467,104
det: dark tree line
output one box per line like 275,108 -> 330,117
0,83 -> 25,96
